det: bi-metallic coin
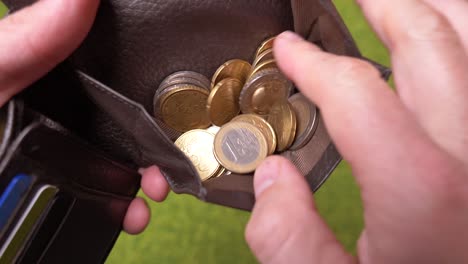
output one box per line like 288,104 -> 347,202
214,122 -> 268,174
159,71 -> 211,92
288,93 -> 319,150
231,114 -> 277,155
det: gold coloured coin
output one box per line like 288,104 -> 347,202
232,114 -> 277,155
252,48 -> 274,68
214,122 -> 268,174
267,102 -> 297,152
240,68 -> 293,115
214,166 -> 227,178
211,59 -> 252,86
288,93 -> 319,150
158,85 -> 211,132
249,59 -> 277,80
207,78 -> 243,126
175,130 -> 220,181
255,37 -> 275,58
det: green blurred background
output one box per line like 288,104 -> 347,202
0,1 -> 389,263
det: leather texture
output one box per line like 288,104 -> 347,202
3,0 -> 390,211
0,100 -> 139,263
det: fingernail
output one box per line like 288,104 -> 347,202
254,158 -> 280,198
277,31 -> 303,43
138,168 -> 146,175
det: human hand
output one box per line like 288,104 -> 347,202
245,1 -> 468,263
0,0 -> 169,234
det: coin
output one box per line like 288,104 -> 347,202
155,83 -> 200,117
231,114 -> 277,155
211,59 -> 252,86
239,68 -> 293,115
207,78 -> 243,126
157,85 -> 211,132
214,122 -> 268,174
158,71 -> 211,93
267,102 -> 297,152
255,37 -> 275,58
288,93 -> 319,150
207,126 -> 221,135
214,167 -> 227,178
175,129 -> 220,181
252,48 -> 274,68
154,75 -> 210,114
249,59 -> 277,80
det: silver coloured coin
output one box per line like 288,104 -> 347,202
288,93 -> 319,150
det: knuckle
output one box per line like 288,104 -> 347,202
383,6 -> 455,48
408,11 -> 453,41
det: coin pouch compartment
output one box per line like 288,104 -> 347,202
5,0 -> 390,210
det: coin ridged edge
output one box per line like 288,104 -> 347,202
211,59 -> 252,87
288,94 -> 319,150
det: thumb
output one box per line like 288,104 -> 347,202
0,0 -> 99,105
245,156 -> 354,264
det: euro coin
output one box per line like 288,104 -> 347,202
207,78 -> 243,126
255,37 -> 275,58
231,114 -> 277,155
249,59 -> 277,80
157,85 -> 211,132
214,167 -> 227,178
267,102 -> 297,152
288,93 -> 319,150
214,122 -> 268,174
175,129 -> 220,181
239,68 -> 293,115
252,48 -> 274,68
211,59 -> 252,86
158,71 -> 211,93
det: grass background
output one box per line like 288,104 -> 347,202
0,1 -> 389,263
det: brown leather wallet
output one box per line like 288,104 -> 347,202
4,0 -> 390,211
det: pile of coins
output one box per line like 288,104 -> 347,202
153,37 -> 318,181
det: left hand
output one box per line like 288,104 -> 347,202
0,0 -> 169,234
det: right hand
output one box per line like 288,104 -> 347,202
245,0 -> 468,263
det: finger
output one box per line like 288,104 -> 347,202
274,33 -> 468,262
246,156 -> 354,264
274,32 -> 443,185
356,0 -> 468,160
123,197 -> 150,235
0,0 -> 99,105
140,166 -> 170,202
423,0 -> 468,52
